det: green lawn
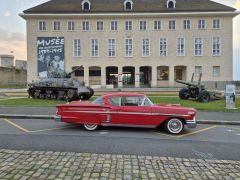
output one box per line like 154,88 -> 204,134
0,84 -> 26,89
0,96 -> 239,112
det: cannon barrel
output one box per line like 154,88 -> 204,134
175,79 -> 198,87
66,66 -> 83,78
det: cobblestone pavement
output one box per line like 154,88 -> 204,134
0,149 -> 240,180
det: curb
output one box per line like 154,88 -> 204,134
0,114 -> 239,126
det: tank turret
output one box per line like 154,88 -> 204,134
27,66 -> 94,101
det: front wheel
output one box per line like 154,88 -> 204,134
83,124 -> 99,131
165,118 -> 184,134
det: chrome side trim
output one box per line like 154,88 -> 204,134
101,123 -> 156,128
64,110 -> 189,117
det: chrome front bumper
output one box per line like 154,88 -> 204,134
186,117 -> 197,128
54,115 -> 62,122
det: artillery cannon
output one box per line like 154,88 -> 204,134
27,66 -> 94,101
175,73 -> 224,103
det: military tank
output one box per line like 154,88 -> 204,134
27,66 -> 94,101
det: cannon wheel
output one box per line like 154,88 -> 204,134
179,88 -> 190,100
198,90 -> 211,103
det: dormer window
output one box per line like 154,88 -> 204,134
82,0 -> 91,10
124,0 -> 133,10
167,0 -> 176,9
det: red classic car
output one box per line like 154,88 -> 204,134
55,92 -> 197,134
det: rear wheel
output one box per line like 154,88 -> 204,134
83,124 -> 99,131
179,88 -> 190,100
165,118 -> 184,134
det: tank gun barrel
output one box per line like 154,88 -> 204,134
66,66 -> 83,78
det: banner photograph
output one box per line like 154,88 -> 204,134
37,37 -> 65,78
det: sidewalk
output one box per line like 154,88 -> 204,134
0,106 -> 239,125
0,149 -> 239,179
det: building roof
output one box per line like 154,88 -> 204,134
23,0 -> 236,14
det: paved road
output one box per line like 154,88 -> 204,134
0,118 -> 240,161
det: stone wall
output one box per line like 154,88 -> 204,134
0,67 -> 27,85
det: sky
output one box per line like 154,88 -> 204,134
0,0 -> 240,80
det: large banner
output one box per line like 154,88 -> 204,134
37,37 -> 65,78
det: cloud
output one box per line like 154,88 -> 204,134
0,28 -> 26,59
3,11 -> 12,17
234,0 -> 240,9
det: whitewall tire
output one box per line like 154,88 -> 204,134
165,118 -> 184,134
83,124 -> 99,131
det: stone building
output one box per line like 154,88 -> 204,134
0,54 -> 14,68
20,0 -> 239,88
15,60 -> 27,70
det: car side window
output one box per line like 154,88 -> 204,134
121,96 -> 144,106
143,98 -> 152,106
108,97 -> 121,106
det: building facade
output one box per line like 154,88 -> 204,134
20,0 -> 239,88
0,54 -> 14,68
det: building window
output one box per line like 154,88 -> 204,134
125,38 -> 133,57
53,21 -> 60,31
91,39 -> 99,57
213,66 -> 220,76
39,21 -> 46,31
194,38 -> 203,56
82,21 -> 89,31
195,66 -> 202,76
213,19 -> 220,29
157,67 -> 169,80
125,21 -> 132,31
82,0 -> 91,10
140,21 -> 147,31
159,38 -> 167,56
142,38 -> 150,57
68,21 -> 75,31
177,38 -> 185,56
169,20 -> 175,30
198,19 -> 206,29
97,21 -> 104,31
108,39 -> 116,57
154,20 -> 161,30
212,37 -> 221,56
73,39 -> 81,57
183,20 -> 190,30
124,0 -> 133,10
111,21 -> 118,31
166,0 -> 176,8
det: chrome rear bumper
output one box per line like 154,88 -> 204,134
54,115 -> 62,122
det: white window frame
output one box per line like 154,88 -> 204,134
183,20 -> 191,30
91,39 -> 99,57
140,21 -> 147,31
212,37 -> 221,56
125,21 -> 132,31
82,0 -> 91,10
142,38 -> 150,57
168,20 -> 176,30
198,19 -> 206,29
195,66 -> 202,76
213,66 -> 220,76
159,38 -> 168,57
73,39 -> 81,57
53,21 -> 60,31
124,0 -> 133,10
111,21 -> 118,31
39,21 -> 46,31
194,38 -> 203,56
154,20 -> 161,30
125,38 -> 133,57
213,19 -> 221,29
177,37 -> 185,56
97,21 -> 104,31
68,21 -> 75,31
82,21 -> 89,31
108,39 -> 116,57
